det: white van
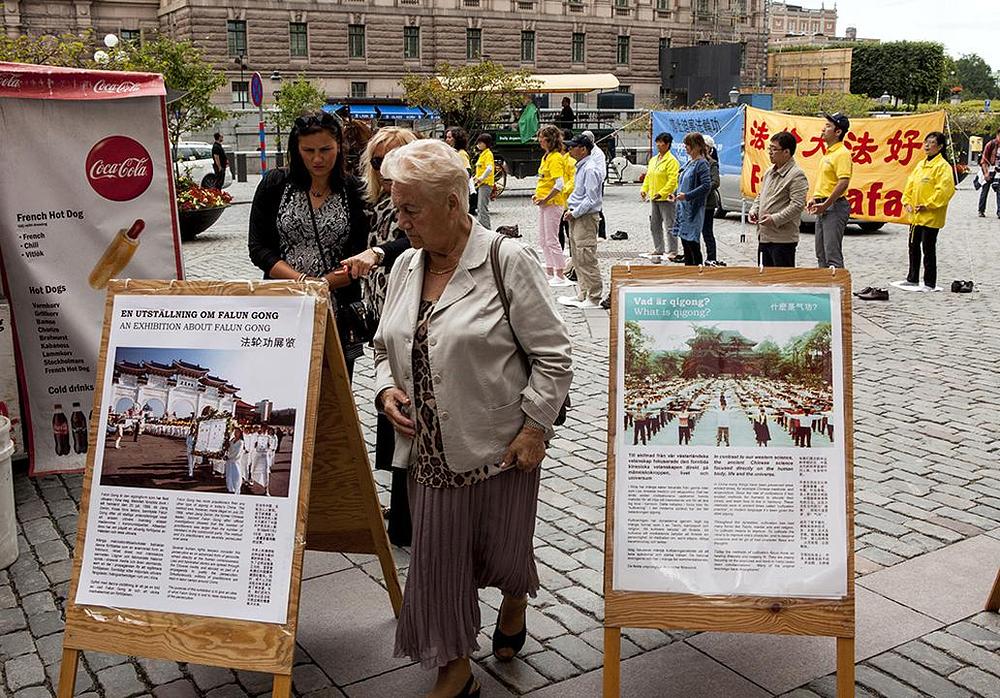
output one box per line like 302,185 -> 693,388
174,141 -> 233,189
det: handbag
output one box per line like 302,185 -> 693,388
306,191 -> 376,353
489,235 -> 570,427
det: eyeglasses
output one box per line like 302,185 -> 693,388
370,155 -> 384,170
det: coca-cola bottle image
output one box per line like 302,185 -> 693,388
71,402 -> 88,454
52,404 -> 71,456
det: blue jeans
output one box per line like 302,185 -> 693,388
978,177 -> 1000,215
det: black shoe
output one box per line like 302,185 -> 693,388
453,673 -> 481,698
979,212 -> 986,217
492,601 -> 527,662
853,286 -> 874,297
857,287 -> 889,301
600,296 -> 611,310
610,231 -> 628,240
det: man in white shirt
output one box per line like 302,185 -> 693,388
558,134 -> 605,309
716,407 -> 731,447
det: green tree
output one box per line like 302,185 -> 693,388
271,76 -> 326,141
1,31 -> 226,162
400,60 -> 539,135
953,53 -> 999,99
624,321 -> 653,378
753,339 -> 784,378
851,41 -> 946,108
774,92 -> 878,117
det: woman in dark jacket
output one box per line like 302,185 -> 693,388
248,110 -> 370,371
701,135 -> 721,265
670,132 -> 712,266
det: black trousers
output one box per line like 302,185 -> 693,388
978,178 -> 999,215
702,207 -> 717,261
907,225 -> 939,289
682,239 -> 703,266
758,242 -> 797,268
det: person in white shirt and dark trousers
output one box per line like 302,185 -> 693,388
558,134 -> 604,309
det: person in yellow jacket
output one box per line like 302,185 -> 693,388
533,125 -> 573,285
558,128 -> 577,252
901,131 -> 956,291
473,132 -> 495,229
641,132 -> 681,260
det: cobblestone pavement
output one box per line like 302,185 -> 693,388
3,181 -> 999,697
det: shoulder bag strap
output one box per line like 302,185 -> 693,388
306,193 -> 332,273
489,235 -> 529,366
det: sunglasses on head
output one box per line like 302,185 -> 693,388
293,112 -> 340,131
370,155 -> 384,170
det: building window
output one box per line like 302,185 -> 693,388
289,22 -> 308,58
740,42 -> 747,70
656,0 -> 669,9
695,0 -> 709,14
466,28 -> 482,60
227,20 -> 247,57
616,35 -> 630,65
231,80 -> 248,104
348,24 -> 366,59
351,81 -> 367,98
520,30 -> 535,62
571,32 -> 585,63
404,26 -> 420,59
120,28 -> 141,44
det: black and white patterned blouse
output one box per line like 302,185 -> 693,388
363,193 -> 406,318
276,184 -> 350,277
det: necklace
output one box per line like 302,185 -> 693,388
427,263 -> 458,276
310,188 -> 330,198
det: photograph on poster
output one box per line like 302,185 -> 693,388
623,319 -> 833,450
98,347 -> 298,497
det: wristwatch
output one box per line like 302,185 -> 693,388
371,246 -> 386,267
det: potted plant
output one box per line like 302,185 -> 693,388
176,174 -> 232,241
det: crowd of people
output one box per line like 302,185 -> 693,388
623,375 -> 834,449
237,105 -> 971,697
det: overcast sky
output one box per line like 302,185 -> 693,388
831,0 -> 999,72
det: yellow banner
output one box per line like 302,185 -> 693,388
740,107 -> 947,223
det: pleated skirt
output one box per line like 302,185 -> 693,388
394,466 -> 541,669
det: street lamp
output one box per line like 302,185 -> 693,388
234,53 -> 248,109
878,92 -> 891,117
270,71 -> 283,162
728,86 -> 740,104
820,66 -> 827,94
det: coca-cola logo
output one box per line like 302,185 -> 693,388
0,74 -> 22,90
85,136 -> 153,201
93,79 -> 140,94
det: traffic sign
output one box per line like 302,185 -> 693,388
249,72 -> 263,108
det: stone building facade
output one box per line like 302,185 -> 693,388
767,1 -> 837,47
4,0 -> 767,107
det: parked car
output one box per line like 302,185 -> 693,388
716,170 -> 884,233
174,141 -> 233,189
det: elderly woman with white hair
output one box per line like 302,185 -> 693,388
374,139 -> 573,697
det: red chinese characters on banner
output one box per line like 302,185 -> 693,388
748,120 -> 770,150
801,136 -> 827,158
845,131 -> 878,165
884,129 -> 923,167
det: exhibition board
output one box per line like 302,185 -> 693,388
58,279 -> 400,698
602,266 -> 856,697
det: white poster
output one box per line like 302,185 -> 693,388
0,63 -> 183,475
613,285 -> 848,599
75,293 -> 317,624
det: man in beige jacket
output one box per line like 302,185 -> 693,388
749,131 -> 810,267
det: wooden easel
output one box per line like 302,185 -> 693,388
602,267 -> 856,697
987,567 -> 1000,612
58,280 -> 401,698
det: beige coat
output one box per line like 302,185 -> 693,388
749,159 -> 809,244
373,221 -> 573,473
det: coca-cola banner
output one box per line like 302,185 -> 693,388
0,63 -> 182,475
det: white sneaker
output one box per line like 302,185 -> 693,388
576,299 -> 601,308
550,277 -> 576,287
557,295 -> 583,306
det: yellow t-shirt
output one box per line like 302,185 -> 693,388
475,148 -> 495,187
535,151 -> 566,205
562,154 -> 577,201
813,141 -> 853,199
641,151 -> 680,200
457,149 -> 471,172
